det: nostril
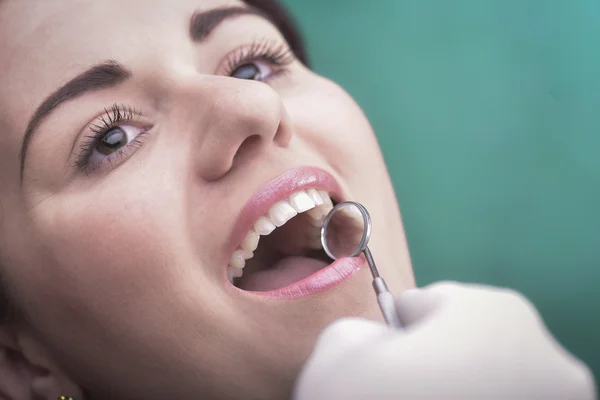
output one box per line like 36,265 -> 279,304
232,134 -> 263,166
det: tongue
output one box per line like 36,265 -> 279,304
238,256 -> 329,292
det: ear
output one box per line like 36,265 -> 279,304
0,323 -> 84,400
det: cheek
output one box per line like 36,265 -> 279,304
289,77 -> 390,193
17,182 -> 217,331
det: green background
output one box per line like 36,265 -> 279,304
284,0 -> 599,381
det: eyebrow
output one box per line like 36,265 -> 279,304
189,6 -> 270,41
19,5 -> 271,182
19,61 -> 131,181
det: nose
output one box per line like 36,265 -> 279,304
177,76 -> 293,181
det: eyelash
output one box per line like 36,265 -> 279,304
73,104 -> 146,172
222,38 -> 295,80
74,39 -> 295,173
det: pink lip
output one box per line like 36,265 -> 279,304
236,257 -> 365,299
227,166 -> 344,257
226,166 -> 355,298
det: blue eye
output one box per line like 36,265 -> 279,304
224,39 -> 295,82
231,60 -> 273,81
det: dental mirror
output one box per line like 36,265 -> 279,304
321,202 -> 369,260
321,201 -> 402,329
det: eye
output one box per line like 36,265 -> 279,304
96,127 -> 129,155
73,104 -> 151,173
222,39 -> 295,82
231,60 -> 273,81
86,124 -> 147,167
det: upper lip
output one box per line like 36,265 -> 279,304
226,166 -> 345,260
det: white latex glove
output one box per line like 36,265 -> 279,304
294,282 -> 597,400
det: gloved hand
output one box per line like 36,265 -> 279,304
294,282 -> 597,400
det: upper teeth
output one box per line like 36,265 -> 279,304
227,189 -> 334,283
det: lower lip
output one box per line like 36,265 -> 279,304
237,257 -> 365,299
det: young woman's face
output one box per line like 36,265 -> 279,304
0,0 -> 414,398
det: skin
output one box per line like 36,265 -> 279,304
0,0 -> 415,399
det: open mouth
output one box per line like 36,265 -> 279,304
227,189 -> 335,292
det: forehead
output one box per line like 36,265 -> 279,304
0,0 -> 242,62
0,0 -> 244,141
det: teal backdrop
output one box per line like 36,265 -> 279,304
283,0 -> 599,381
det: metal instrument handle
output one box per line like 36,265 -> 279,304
374,277 -> 402,329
